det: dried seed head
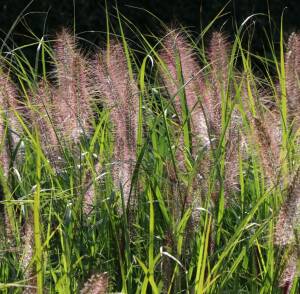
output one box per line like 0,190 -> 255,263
21,209 -> 36,292
80,272 -> 109,294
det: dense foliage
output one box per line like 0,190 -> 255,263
1,5 -> 300,294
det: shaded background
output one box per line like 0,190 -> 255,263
0,0 -> 299,62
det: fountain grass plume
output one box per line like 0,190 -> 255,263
159,29 -> 244,209
0,70 -> 36,289
82,161 -> 102,215
0,76 -> 11,242
159,29 -> 209,149
21,209 -> 35,293
239,73 -> 282,184
0,69 -> 22,172
251,107 -> 281,182
275,169 -> 300,246
270,32 -> 300,291
274,32 -> 300,246
29,81 -> 61,167
207,31 -> 243,194
0,68 -> 21,242
285,32 -> 300,129
279,247 -> 299,293
0,101 -> 9,177
207,31 -> 230,137
92,41 -> 138,210
80,272 -> 109,294
158,29 -> 210,233
53,28 -> 93,143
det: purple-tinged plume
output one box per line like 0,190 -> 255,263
207,31 -> 231,137
207,32 -> 242,193
279,248 -> 299,294
251,108 -> 281,182
53,28 -> 93,143
0,69 -> 21,241
159,30 -> 209,149
275,170 -> 300,246
92,41 -> 138,210
0,70 -> 22,174
29,81 -> 61,167
285,32 -> 300,129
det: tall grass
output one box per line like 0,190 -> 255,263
0,9 -> 300,294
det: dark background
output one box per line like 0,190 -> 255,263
0,0 -> 299,62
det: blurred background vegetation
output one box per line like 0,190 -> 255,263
0,0 -> 299,63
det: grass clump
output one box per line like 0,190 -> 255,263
1,10 -> 300,294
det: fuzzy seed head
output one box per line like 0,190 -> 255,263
159,30 -> 209,147
80,273 -> 109,294
285,32 -> 300,129
275,172 -> 300,246
53,28 -> 93,143
92,41 -> 138,209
